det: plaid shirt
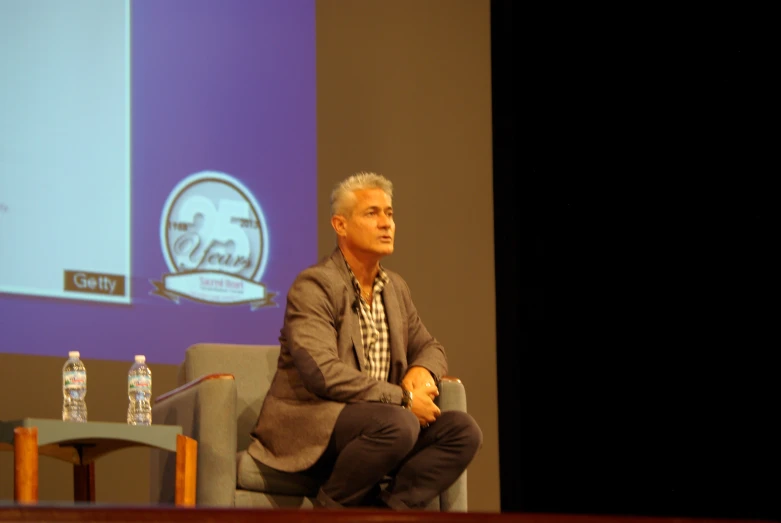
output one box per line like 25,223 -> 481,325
346,263 -> 391,382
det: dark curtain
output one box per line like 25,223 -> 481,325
492,1 -> 777,518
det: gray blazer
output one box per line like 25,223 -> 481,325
248,248 -> 448,472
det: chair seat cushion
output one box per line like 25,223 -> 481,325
236,450 -> 320,497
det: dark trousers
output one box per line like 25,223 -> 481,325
307,403 -> 482,509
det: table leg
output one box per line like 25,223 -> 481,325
174,434 -> 197,506
73,461 -> 95,502
13,427 -> 38,504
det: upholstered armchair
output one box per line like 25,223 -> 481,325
150,343 -> 469,510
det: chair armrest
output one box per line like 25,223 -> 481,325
436,376 -> 467,413
150,373 -> 237,506
435,376 -> 468,512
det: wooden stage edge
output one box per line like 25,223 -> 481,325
0,506 -> 775,523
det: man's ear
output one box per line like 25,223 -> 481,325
331,215 -> 347,237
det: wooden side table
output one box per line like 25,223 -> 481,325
0,418 -> 197,506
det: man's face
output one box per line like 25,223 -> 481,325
339,188 -> 395,257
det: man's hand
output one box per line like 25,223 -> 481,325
409,384 -> 441,427
403,366 -> 440,427
402,366 -> 438,400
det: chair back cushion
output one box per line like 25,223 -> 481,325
184,343 -> 280,451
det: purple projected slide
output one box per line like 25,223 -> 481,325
0,0 -> 316,364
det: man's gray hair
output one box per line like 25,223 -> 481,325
330,172 -> 393,216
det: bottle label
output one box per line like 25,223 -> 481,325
63,371 -> 86,389
129,375 -> 151,393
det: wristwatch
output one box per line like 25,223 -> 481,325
401,388 -> 413,409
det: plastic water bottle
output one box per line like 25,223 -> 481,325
62,351 -> 87,422
127,355 -> 152,426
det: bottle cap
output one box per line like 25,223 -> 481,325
135,355 -> 146,363
69,351 -> 80,358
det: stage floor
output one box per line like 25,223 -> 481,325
0,505 -> 775,523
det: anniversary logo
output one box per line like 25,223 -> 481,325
151,171 -> 275,309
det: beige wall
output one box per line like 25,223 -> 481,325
316,0 -> 497,512
1,0 -> 498,512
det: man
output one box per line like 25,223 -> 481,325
248,172 -> 482,509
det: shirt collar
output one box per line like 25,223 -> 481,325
343,256 -> 389,297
